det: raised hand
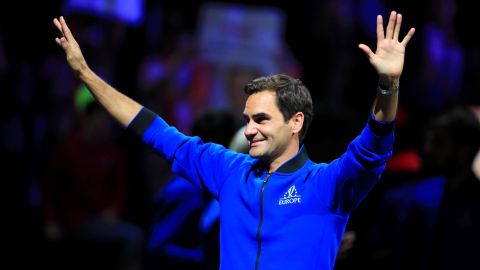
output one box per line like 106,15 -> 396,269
53,16 -> 88,76
358,11 -> 415,83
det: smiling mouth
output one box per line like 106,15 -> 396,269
250,139 -> 264,147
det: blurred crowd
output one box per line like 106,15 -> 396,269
2,0 -> 479,269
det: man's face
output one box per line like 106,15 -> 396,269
243,90 -> 295,163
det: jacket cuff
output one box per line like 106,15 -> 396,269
127,107 -> 157,137
368,113 -> 395,137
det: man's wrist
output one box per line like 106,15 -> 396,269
377,85 -> 399,95
378,76 -> 399,89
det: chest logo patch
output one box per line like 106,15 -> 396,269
278,185 -> 302,205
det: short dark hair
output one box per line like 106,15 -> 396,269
244,74 -> 313,141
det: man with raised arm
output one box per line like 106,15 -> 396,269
53,11 -> 414,270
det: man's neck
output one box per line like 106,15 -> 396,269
267,144 -> 300,173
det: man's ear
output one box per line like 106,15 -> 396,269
290,112 -> 304,135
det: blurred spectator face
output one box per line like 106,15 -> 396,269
470,106 -> 480,179
422,126 -> 454,174
422,107 -> 480,177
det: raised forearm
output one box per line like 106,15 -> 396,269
79,67 -> 142,127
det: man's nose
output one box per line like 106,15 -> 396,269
244,122 -> 257,139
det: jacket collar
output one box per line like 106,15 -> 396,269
276,145 -> 309,173
252,145 -> 309,175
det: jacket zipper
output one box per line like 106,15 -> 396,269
255,173 -> 271,270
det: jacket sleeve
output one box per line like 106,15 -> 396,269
128,107 -> 249,199
315,114 -> 395,214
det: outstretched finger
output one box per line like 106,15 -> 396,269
376,15 -> 384,43
59,16 -> 75,42
53,18 -> 63,35
358,44 -> 374,59
400,28 -> 416,47
393,14 -> 402,41
385,11 -> 397,39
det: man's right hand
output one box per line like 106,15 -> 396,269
53,16 -> 89,76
